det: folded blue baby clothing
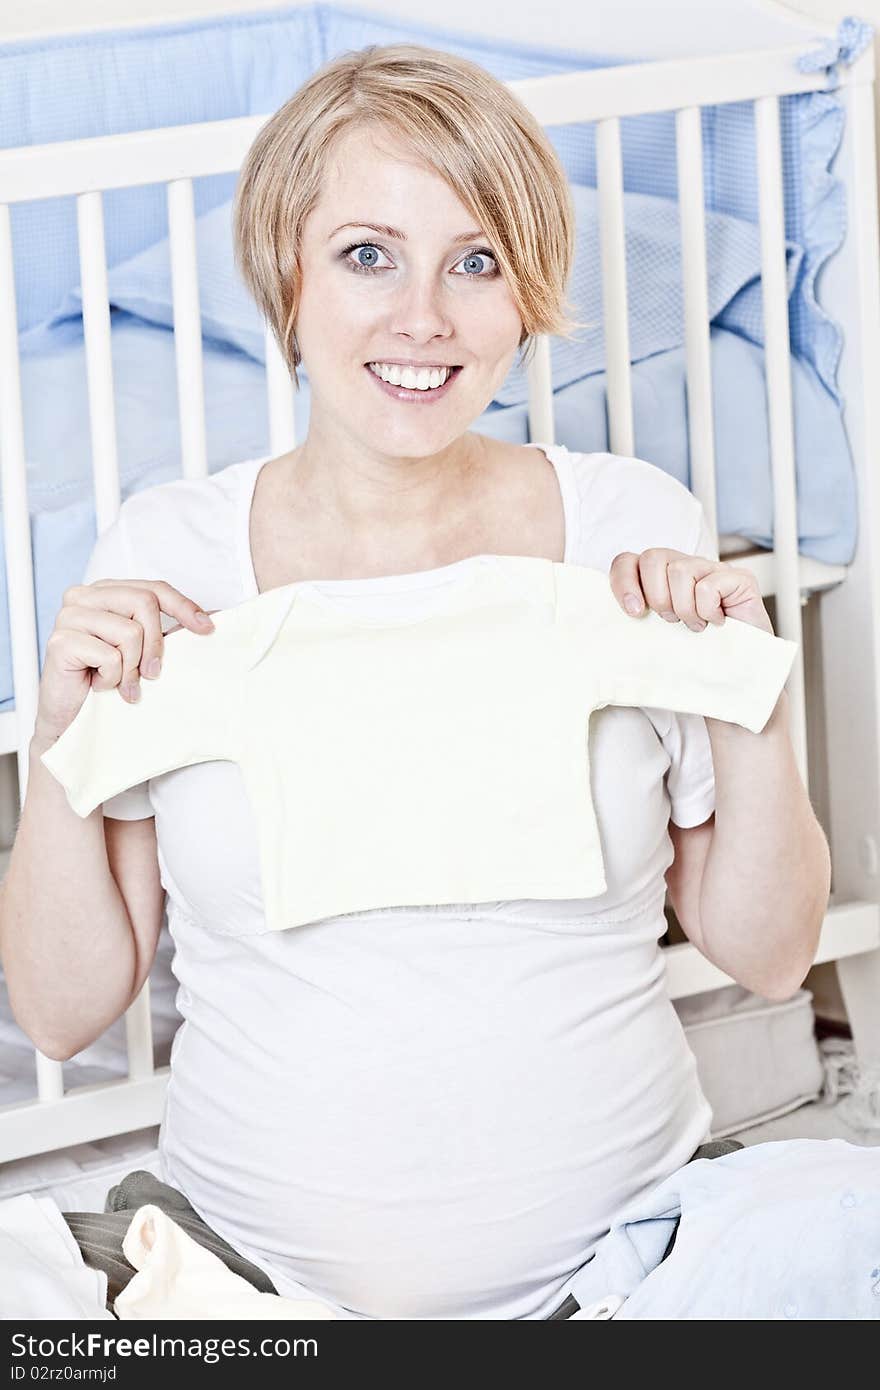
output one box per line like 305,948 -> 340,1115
562,1138 -> 880,1319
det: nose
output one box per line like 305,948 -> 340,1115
388,271 -> 455,345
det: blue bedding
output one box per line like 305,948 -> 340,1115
0,310 -> 854,713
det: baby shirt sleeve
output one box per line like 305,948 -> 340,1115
593,578 -> 797,735
39,601 -> 253,819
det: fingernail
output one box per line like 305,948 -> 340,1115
123,682 -> 140,702
194,611 -> 214,629
687,620 -> 707,632
661,610 -> 679,622
144,657 -> 161,679
623,594 -> 643,615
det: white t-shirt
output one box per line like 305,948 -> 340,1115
74,443 -> 763,1320
46,553 -> 794,933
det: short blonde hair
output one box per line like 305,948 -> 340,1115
232,42 -> 585,390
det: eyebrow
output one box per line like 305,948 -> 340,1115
328,221 -> 486,245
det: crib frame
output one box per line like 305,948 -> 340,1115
1,37 -> 880,1164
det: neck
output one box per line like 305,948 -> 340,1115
286,429 -> 488,537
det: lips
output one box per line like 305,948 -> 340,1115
364,363 -> 463,403
365,362 -> 462,370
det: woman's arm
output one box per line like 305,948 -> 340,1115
0,735 -> 145,1059
610,548 -> 831,1000
665,688 -> 831,999
700,686 -> 829,996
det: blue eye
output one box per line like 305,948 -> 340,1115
344,243 -> 388,274
454,251 -> 497,277
340,241 -> 498,278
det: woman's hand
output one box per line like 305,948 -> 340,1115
609,548 -> 774,635
34,579 -> 217,749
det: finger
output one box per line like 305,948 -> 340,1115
636,549 -> 676,620
693,572 -> 727,626
71,582 -> 214,686
66,586 -> 164,695
56,606 -> 148,701
46,629 -> 124,694
695,565 -> 766,627
164,609 -> 217,638
608,553 -> 646,616
82,580 -> 215,634
666,559 -> 707,631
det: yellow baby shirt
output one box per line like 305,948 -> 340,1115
40,554 -> 797,931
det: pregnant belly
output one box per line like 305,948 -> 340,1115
160,962 -> 709,1319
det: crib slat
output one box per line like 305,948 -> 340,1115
754,95 -> 808,784
265,326 -> 297,457
675,107 -> 719,552
526,335 -> 555,446
125,981 -> 155,1081
167,179 -> 208,480
0,205 -> 41,797
76,192 -> 121,532
595,118 -> 635,457
34,1053 -> 65,1104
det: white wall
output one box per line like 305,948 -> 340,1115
779,0 -> 879,23
0,0 -> 832,58
1,0 -> 293,40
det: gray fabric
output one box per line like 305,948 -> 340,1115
62,1168 -> 278,1312
687,1138 -> 746,1162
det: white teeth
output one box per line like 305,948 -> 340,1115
368,362 -> 453,390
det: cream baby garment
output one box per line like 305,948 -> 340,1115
114,1205 -> 335,1320
41,554 -> 797,931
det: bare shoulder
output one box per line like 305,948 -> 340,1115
473,435 -> 566,561
475,434 -> 559,491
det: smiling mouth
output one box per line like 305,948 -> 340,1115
364,363 -> 464,400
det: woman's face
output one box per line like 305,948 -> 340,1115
295,125 -> 523,459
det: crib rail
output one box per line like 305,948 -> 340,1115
2,39 -> 879,1162
0,44 -> 841,211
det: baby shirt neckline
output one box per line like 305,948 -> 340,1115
244,553 -> 563,659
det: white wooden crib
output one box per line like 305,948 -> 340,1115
2,16 -> 880,1168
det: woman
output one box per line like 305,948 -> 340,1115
1,44 -> 830,1319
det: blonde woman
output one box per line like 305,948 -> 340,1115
2,44 -> 830,1319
